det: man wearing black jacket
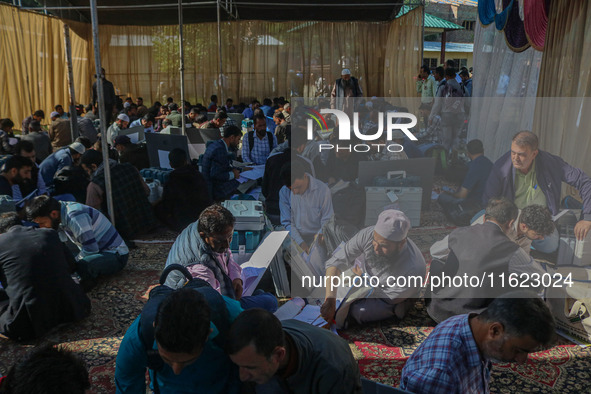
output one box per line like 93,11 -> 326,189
0,213 -> 91,341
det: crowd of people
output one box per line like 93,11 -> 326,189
1,61 -> 589,393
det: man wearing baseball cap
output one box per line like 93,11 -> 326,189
107,113 -> 129,145
321,209 -> 426,326
330,68 -> 363,115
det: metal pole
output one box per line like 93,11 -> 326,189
178,0 -> 186,136
217,0 -> 224,102
63,24 -> 79,143
89,0 -> 116,226
421,1 -> 425,66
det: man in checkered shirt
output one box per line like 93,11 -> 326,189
241,114 -> 277,165
400,295 -> 554,393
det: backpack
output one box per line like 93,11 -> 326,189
138,264 -> 233,394
247,130 -> 274,154
441,81 -> 465,113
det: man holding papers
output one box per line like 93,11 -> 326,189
321,210 -> 426,325
164,205 -> 277,312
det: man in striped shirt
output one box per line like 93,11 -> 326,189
27,196 -> 128,288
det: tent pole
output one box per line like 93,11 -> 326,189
217,0 -> 224,102
421,1 -> 425,66
89,0 -> 116,226
63,24 -> 79,143
178,0 -> 186,136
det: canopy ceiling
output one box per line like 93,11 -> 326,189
38,0 -> 408,25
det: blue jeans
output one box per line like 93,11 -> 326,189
239,289 -> 278,312
77,252 -> 129,280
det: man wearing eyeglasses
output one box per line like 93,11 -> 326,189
163,204 -> 277,312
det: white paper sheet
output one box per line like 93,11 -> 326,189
240,165 -> 265,181
127,132 -> 139,144
157,150 -> 171,169
274,298 -> 305,320
240,231 -> 289,296
292,305 -> 328,327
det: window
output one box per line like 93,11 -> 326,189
462,20 -> 475,31
424,58 -> 439,69
452,58 -> 468,69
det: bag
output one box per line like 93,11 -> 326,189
247,130 -> 274,154
138,264 -> 232,393
0,195 -> 15,214
140,167 -> 174,184
53,166 -> 89,202
546,266 -> 591,342
441,82 -> 465,114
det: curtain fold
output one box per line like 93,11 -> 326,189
533,0 -> 591,176
467,17 -> 543,162
0,4 -> 92,130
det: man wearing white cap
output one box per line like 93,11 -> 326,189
107,113 -> 130,146
39,141 -> 86,190
330,68 -> 363,116
321,210 -> 426,325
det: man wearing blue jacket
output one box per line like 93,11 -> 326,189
483,131 -> 591,252
115,284 -> 242,393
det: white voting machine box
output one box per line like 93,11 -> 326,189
365,186 -> 422,227
222,200 -> 265,231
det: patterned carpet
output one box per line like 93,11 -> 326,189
1,224 -> 590,393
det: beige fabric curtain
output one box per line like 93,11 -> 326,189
0,4 -> 91,131
2,4 -> 421,125
534,0 -> 591,176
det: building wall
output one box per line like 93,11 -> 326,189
423,50 -> 473,69
425,2 -> 477,43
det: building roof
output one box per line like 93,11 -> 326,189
35,0 -> 407,25
423,41 -> 473,53
396,5 -> 464,30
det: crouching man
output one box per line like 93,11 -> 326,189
321,210 -> 426,325
227,308 -> 362,394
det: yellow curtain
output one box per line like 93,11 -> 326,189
533,0 -> 591,177
383,6 -> 423,101
0,4 -> 91,131
1,4 -> 421,126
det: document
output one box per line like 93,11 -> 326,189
158,150 -> 171,169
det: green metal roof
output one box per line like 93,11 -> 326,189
396,5 -> 464,31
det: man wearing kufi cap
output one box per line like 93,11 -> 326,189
107,113 -> 130,145
330,68 -> 363,116
39,141 -> 86,190
321,210 -> 426,326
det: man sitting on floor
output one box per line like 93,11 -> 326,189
80,149 -> 156,241
113,135 -> 150,171
427,198 -> 547,323
321,210 -> 426,325
0,344 -> 90,392
11,140 -> 47,201
438,139 -> 493,225
22,119 -> 52,162
107,114 -> 130,146
164,205 -> 277,312
483,130 -> 591,252
200,125 -> 243,201
0,212 -> 91,341
27,196 -> 129,290
155,148 -> 212,231
115,287 -> 242,393
0,155 -> 32,198
200,110 -> 228,130
280,162 -> 333,253
38,141 -> 85,190
431,203 -> 556,261
241,114 -> 277,165
401,294 -> 555,393
227,308 -> 363,393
